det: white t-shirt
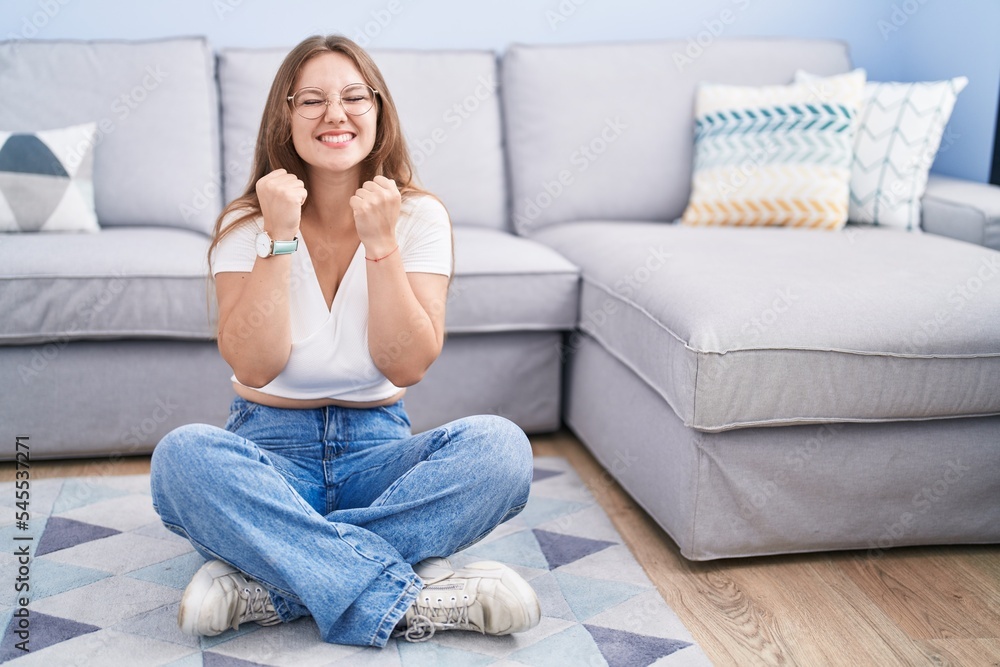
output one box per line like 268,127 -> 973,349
210,194 -> 452,402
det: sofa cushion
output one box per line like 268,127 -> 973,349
218,47 -> 507,230
0,123 -> 98,233
0,227 -> 216,345
0,38 -> 221,235
679,69 -> 866,230
0,227 -> 577,346
502,39 -> 851,235
447,227 -> 579,332
533,221 -> 1000,431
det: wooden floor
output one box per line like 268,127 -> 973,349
4,429 -> 999,666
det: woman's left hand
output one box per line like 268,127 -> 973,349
351,175 -> 401,256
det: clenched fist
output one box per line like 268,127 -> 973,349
256,169 -> 307,237
350,175 -> 401,255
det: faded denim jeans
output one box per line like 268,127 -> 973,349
150,397 -> 532,647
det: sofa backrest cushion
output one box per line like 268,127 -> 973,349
502,38 -> 852,235
218,48 -> 507,230
0,37 -> 221,235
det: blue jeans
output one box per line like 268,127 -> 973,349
149,397 -> 533,648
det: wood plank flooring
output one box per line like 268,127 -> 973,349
3,428 -> 998,666
533,430 -> 1000,667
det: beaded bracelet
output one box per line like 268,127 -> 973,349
365,245 -> 399,262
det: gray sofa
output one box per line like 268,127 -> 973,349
502,39 -> 1000,559
2,36 -> 998,561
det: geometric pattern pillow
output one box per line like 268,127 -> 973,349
0,122 -> 99,233
796,72 -> 968,231
681,69 -> 866,231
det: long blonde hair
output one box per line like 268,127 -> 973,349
207,34 -> 427,273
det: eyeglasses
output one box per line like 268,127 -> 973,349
287,84 -> 378,119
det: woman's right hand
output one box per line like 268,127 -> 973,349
256,169 -> 307,236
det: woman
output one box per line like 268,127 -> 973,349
150,34 -> 539,648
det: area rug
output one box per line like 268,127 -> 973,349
0,456 -> 711,666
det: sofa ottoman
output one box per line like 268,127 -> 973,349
536,222 -> 1000,559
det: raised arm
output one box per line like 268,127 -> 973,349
216,169 -> 308,388
352,177 -> 450,386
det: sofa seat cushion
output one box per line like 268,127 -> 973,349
0,227 -> 215,345
532,222 -> 1000,431
0,226 -> 579,345
447,227 -> 579,332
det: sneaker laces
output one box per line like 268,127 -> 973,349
401,614 -> 436,642
397,573 -> 478,643
234,584 -> 279,629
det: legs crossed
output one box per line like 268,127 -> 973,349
150,409 -> 532,647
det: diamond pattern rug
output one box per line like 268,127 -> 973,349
0,457 -> 711,666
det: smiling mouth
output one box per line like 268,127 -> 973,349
318,133 -> 355,145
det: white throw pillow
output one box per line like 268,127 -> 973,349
0,122 -> 99,233
796,71 -> 968,231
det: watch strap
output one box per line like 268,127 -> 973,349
270,237 -> 298,255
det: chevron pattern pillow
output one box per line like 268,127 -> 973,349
681,70 -> 866,230
798,72 -> 967,231
0,123 -> 99,233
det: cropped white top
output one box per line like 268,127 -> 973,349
210,195 -> 452,402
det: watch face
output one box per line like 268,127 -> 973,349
255,232 -> 271,258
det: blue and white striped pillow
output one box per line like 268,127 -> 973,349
681,70 -> 866,230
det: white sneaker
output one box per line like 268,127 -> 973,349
178,560 -> 281,636
396,560 -> 541,642
413,556 -> 453,581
